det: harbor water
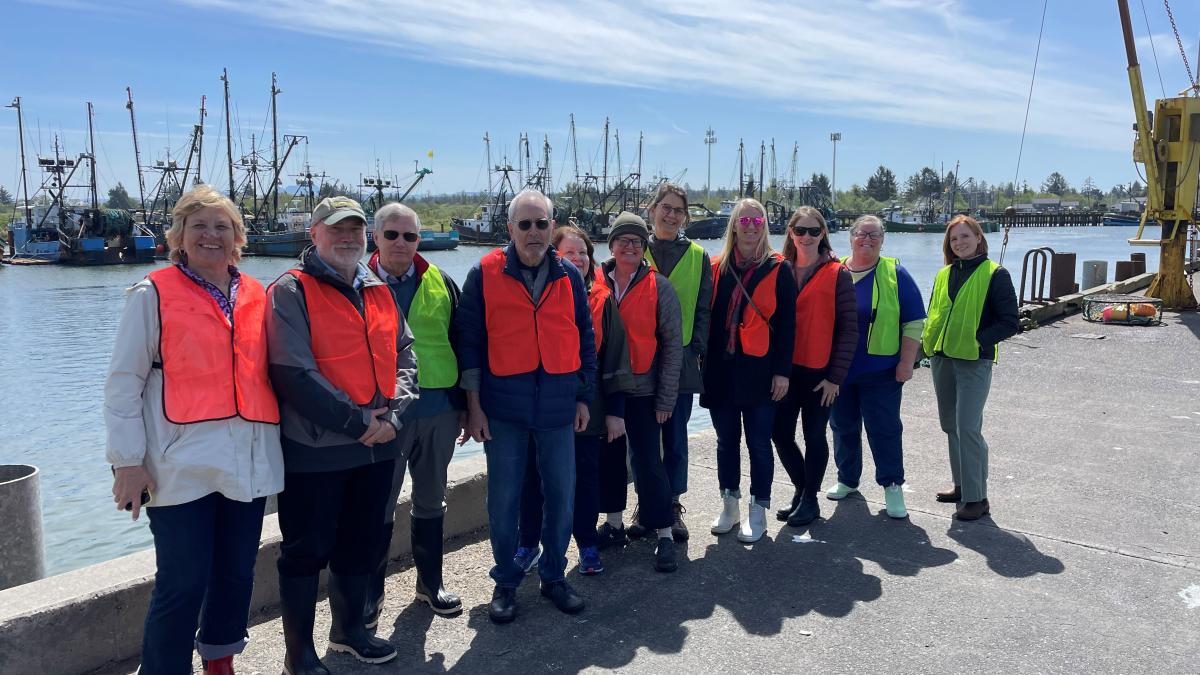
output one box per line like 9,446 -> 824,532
0,227 -> 1160,575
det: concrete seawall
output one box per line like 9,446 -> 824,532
0,456 -> 489,675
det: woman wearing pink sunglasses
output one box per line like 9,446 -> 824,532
701,198 -> 797,543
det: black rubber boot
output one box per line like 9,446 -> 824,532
364,522 -> 394,630
412,515 -> 463,615
776,491 -> 802,522
279,574 -> 330,675
326,571 -> 397,664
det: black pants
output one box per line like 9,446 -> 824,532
277,460 -> 395,578
771,368 -> 832,502
597,397 -> 673,530
519,434 -> 600,549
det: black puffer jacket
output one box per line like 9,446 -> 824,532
946,254 -> 1020,361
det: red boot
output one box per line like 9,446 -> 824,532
202,655 -> 235,675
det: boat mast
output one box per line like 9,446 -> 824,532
738,139 -> 744,196
221,69 -> 234,201
542,134 -> 552,196
483,132 -> 493,194
602,117 -> 609,194
271,72 -> 280,222
194,96 -> 206,187
758,140 -> 765,202
614,129 -> 622,180
249,133 -> 259,217
86,102 -> 98,211
7,98 -> 32,226
570,114 -> 580,183
125,89 -> 147,219
636,132 -> 643,198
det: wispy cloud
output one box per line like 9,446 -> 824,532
180,1 -> 1127,149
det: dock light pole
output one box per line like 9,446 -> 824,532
704,127 -> 717,199
830,132 -> 841,213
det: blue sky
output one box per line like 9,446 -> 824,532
3,0 -> 1198,201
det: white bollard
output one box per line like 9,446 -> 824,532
1081,260 -> 1108,291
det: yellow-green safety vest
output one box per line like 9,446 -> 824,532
923,260 -> 999,361
843,256 -> 901,356
646,241 -> 704,346
409,263 -> 459,388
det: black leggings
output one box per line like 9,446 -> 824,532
771,367 -> 832,502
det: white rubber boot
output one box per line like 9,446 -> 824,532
710,491 -> 741,534
737,498 -> 767,543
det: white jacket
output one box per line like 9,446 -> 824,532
104,279 -> 285,507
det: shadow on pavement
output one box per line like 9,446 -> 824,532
946,518 -> 1065,578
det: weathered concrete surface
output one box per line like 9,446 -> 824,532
94,298 -> 1200,673
0,456 -> 488,675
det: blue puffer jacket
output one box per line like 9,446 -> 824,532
456,244 -> 597,429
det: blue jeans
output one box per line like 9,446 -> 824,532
519,434 -> 601,550
486,418 -> 575,588
661,392 -> 694,497
830,367 -> 906,488
709,402 -> 777,506
141,493 -> 267,674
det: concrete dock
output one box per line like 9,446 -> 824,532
78,306 -> 1198,674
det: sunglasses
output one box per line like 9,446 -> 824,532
738,216 -> 766,226
791,225 -> 823,237
381,230 -> 419,242
517,219 -> 551,231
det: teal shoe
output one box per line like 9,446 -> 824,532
884,483 -> 908,518
825,482 -> 859,501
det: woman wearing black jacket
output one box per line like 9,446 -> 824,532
922,215 -> 1019,521
702,198 -> 797,544
772,207 -> 858,527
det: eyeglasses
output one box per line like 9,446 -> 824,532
791,225 -> 823,237
517,218 -> 551,231
612,236 -> 645,249
657,204 -> 686,217
381,230 -> 419,242
738,216 -> 766,227
851,230 -> 884,241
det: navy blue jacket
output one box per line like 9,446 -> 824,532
456,244 -> 597,429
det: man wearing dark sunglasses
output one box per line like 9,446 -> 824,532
365,202 -> 466,625
455,188 -> 598,624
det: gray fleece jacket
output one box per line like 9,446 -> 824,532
601,258 -> 683,413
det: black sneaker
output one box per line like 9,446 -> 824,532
670,503 -> 690,542
488,586 -> 517,624
596,522 -> 629,550
654,537 -> 677,573
627,506 -> 648,539
540,580 -> 585,614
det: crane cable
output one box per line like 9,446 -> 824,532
1000,0 -> 1048,267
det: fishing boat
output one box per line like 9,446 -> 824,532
684,202 -> 728,240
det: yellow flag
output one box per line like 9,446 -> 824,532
427,150 -> 434,159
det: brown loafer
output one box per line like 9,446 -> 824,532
955,499 -> 990,521
935,486 -> 961,503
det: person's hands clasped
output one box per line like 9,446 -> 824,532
112,465 -> 155,521
770,375 -> 790,401
358,407 -> 395,446
813,379 -> 840,407
605,415 -> 626,442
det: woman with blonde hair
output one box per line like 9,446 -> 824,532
701,198 -> 797,543
772,207 -> 858,527
923,214 -> 1018,520
106,184 -> 283,674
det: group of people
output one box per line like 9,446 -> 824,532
104,181 -> 1018,674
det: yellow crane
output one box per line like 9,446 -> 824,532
1116,0 -> 1199,310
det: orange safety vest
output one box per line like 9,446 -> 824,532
711,256 -> 781,358
791,260 -> 841,368
614,270 -> 658,374
287,270 -> 398,405
589,268 -> 610,352
482,249 -> 582,376
149,266 -> 280,425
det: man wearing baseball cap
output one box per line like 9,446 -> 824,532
267,196 -> 418,673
